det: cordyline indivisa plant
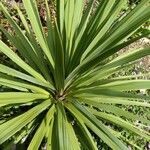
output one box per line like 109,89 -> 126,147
0,0 -> 150,149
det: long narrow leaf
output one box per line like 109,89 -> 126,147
0,99 -> 51,144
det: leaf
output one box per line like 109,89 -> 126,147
81,0 -> 126,61
0,78 -> 49,95
0,0 -> 150,149
53,23 -> 65,92
27,105 -> 55,150
82,0 -> 150,64
3,120 -> 35,150
0,40 -> 46,83
0,92 -> 49,105
65,3 -> 150,86
52,102 -> 70,150
56,0 -> 65,34
0,99 -> 51,144
72,114 -> 98,150
86,104 -> 150,124
93,80 -> 150,91
66,100 -> 128,150
22,0 -> 54,67
67,122 -> 81,150
0,2 -> 41,70
67,0 -> 84,58
14,3 -> 53,81
75,89 -> 150,101
107,127 -> 142,150
67,0 -> 95,73
80,96 -> 150,107
44,0 -> 55,58
0,25 -> 38,71
0,64 -> 52,89
46,118 -> 54,150
91,109 -> 150,140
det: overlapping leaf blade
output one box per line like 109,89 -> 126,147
66,100 -> 128,150
0,0 -> 150,149
0,99 -> 51,144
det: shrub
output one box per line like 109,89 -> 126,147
0,0 -> 150,149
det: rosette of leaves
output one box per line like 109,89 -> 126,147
0,0 -> 150,149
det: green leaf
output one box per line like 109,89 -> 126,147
56,0 -> 65,34
0,78 -> 49,95
14,3 -> 53,81
82,0 -> 150,64
52,102 -> 70,150
0,2 -> 42,70
65,3 -> 150,86
67,0 -> 95,73
27,105 -> 55,150
53,23 -> 65,92
81,0 -> 126,61
72,114 -> 98,150
0,25 -> 38,71
0,92 -> 49,105
0,0 -> 150,149
46,118 -> 54,150
0,40 -> 46,83
44,0 -> 55,58
67,0 -> 84,58
3,120 -> 35,150
22,0 -> 54,67
0,99 -> 51,144
82,96 -> 150,107
67,122 -> 81,150
92,80 -> 150,91
107,128 -> 142,150
86,104 -> 150,124
66,100 -> 128,150
77,79 -> 150,92
0,64 -> 52,89
91,109 -> 150,140
75,88 -> 150,101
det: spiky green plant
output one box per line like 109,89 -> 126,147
0,0 -> 150,149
